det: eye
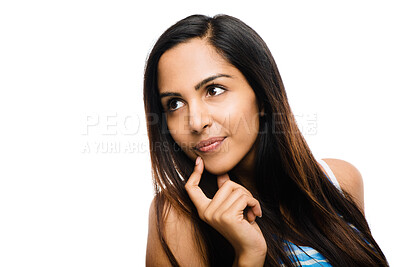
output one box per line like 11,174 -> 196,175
167,98 -> 184,111
206,85 -> 226,97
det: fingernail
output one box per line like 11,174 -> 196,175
251,220 -> 255,225
258,215 -> 262,218
195,157 -> 201,166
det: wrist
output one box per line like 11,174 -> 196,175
233,251 -> 266,267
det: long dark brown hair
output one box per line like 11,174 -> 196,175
143,14 -> 388,266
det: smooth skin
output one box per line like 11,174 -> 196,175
185,157 -> 266,266
146,158 -> 365,266
146,38 -> 365,266
157,38 -> 260,183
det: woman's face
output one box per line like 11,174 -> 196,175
157,38 -> 261,176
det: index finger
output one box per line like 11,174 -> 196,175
185,157 -> 210,214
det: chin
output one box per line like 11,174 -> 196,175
203,160 -> 233,176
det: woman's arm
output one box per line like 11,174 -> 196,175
321,158 -> 365,214
146,197 -> 207,267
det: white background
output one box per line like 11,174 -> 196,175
1,0 -> 398,266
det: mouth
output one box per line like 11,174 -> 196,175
194,136 -> 226,153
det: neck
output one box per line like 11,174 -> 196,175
230,144 -> 258,195
232,168 -> 257,194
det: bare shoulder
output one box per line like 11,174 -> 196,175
146,196 -> 207,267
319,158 -> 365,214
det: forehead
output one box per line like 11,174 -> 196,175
157,38 -> 235,92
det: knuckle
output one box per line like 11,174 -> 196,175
234,187 -> 246,195
211,213 -> 219,223
239,194 -> 250,202
225,180 -> 234,188
242,187 -> 252,196
203,209 -> 212,222
184,183 -> 190,191
233,187 -> 252,197
220,211 -> 231,223
198,211 -> 205,221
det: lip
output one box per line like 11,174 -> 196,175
194,136 -> 226,153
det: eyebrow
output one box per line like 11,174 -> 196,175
159,74 -> 232,99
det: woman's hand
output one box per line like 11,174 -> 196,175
185,157 -> 267,266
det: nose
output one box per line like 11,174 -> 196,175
187,101 -> 212,133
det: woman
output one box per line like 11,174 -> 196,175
144,14 -> 388,266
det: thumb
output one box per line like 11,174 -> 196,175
217,173 -> 230,188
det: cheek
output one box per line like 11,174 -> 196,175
222,101 -> 260,138
167,116 -> 195,152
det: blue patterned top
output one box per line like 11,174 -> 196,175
280,222 -> 372,266
281,240 -> 332,266
277,159 -> 361,266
